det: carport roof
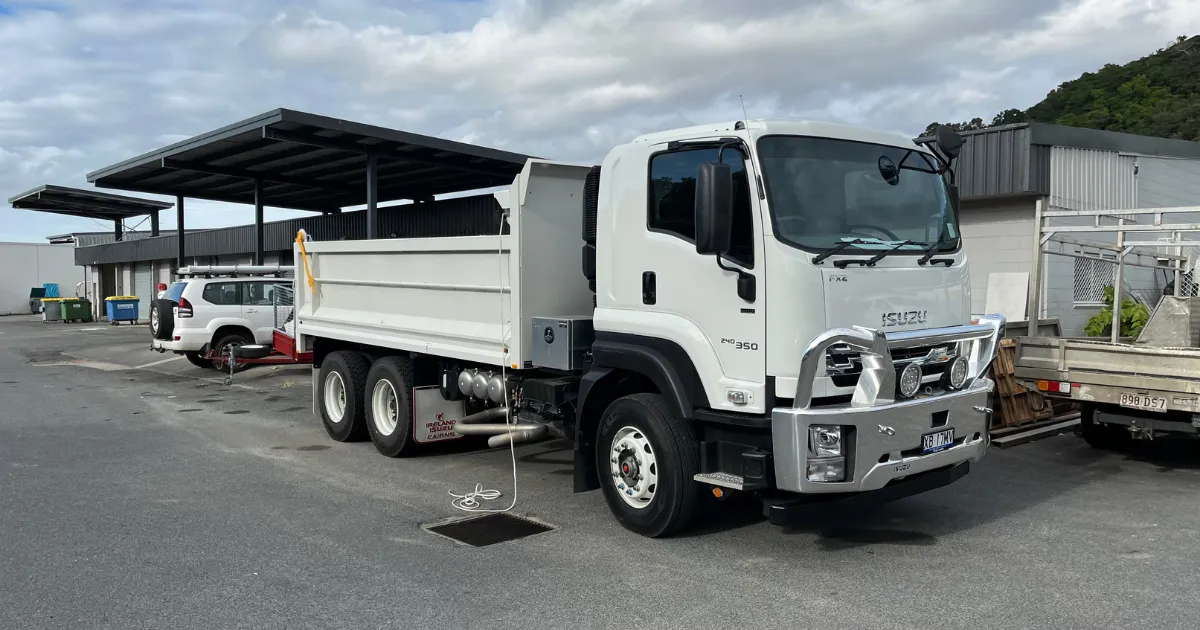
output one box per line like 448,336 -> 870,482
9,185 -> 173,220
85,108 -> 535,213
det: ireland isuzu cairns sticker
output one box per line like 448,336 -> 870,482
412,386 -> 466,443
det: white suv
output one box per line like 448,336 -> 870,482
150,277 -> 290,370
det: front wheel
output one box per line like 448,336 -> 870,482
596,393 -> 702,538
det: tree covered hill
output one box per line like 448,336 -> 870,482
923,35 -> 1200,140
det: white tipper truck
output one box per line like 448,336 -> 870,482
291,120 -> 1006,537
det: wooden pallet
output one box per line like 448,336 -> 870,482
990,338 -> 1053,429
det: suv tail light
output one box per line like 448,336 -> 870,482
177,297 -> 193,318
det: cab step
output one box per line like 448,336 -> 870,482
693,472 -> 745,490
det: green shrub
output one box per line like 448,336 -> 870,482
1083,285 -> 1150,338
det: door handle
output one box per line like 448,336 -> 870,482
642,272 -> 656,305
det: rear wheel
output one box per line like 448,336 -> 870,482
1080,406 -> 1133,451
211,332 -> 253,374
317,351 -> 370,442
596,393 -> 701,538
184,351 -> 212,369
364,357 -> 420,457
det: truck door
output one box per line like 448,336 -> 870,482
621,142 -> 767,413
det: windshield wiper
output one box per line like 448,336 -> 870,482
811,238 -> 875,265
836,240 -> 920,269
917,241 -> 954,266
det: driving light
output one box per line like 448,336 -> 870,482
807,457 -> 846,483
898,362 -> 922,398
945,356 -> 969,390
809,425 -> 843,457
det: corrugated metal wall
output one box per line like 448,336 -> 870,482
1044,147 -> 1144,336
75,194 -> 506,266
1049,147 -> 1137,211
948,125 -> 1048,199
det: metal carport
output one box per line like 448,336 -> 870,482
8,185 -> 174,240
85,108 -> 533,266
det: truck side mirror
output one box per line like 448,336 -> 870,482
934,125 -> 964,161
695,162 -> 733,255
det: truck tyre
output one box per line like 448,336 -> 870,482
364,357 -> 420,457
1080,406 -> 1133,451
150,299 -> 175,340
596,393 -> 701,538
317,351 -> 370,442
184,351 -> 213,370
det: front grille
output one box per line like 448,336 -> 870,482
826,343 -> 954,388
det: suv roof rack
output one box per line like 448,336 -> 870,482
177,265 -> 294,278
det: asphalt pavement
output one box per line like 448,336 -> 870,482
2,315 -> 1199,629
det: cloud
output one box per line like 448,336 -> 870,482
1,0 -> 1199,242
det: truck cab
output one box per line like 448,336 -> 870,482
577,120 -> 1005,524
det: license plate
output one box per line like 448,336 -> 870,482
922,428 -> 955,454
1119,393 -> 1166,412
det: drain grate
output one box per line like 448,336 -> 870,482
425,513 -> 554,547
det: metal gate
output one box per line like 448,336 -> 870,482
133,262 -> 154,320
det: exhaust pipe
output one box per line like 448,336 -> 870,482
487,426 -> 548,448
455,407 -> 509,425
454,422 -> 544,435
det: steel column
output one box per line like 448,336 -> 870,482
150,211 -> 160,237
1026,198 -> 1044,337
176,196 -> 185,269
1111,219 -> 1125,343
254,179 -> 265,265
366,153 -> 379,239
114,219 -> 123,242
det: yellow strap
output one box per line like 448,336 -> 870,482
296,230 -> 315,293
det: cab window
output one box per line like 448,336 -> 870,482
648,147 -> 754,267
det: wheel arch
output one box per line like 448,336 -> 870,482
211,324 -> 254,348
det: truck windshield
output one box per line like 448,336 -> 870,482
757,136 -> 959,254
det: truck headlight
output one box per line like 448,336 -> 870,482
898,362 -> 922,398
944,355 -> 969,390
809,425 -> 843,457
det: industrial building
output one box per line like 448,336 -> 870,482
12,109 -> 1200,334
942,123 -> 1200,334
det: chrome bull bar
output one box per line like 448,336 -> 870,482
792,314 -> 1007,409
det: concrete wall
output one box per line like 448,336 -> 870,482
0,243 -> 85,316
958,197 -> 1038,315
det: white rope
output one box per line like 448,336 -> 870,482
448,211 -> 518,513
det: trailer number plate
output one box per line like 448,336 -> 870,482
922,429 -> 955,454
1119,393 -> 1166,413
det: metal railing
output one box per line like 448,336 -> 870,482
1028,201 -> 1200,342
273,283 -> 295,337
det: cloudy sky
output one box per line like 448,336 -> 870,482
1,0 -> 1198,242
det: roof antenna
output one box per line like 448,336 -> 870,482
738,94 -> 750,122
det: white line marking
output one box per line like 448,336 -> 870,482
135,356 -> 186,369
